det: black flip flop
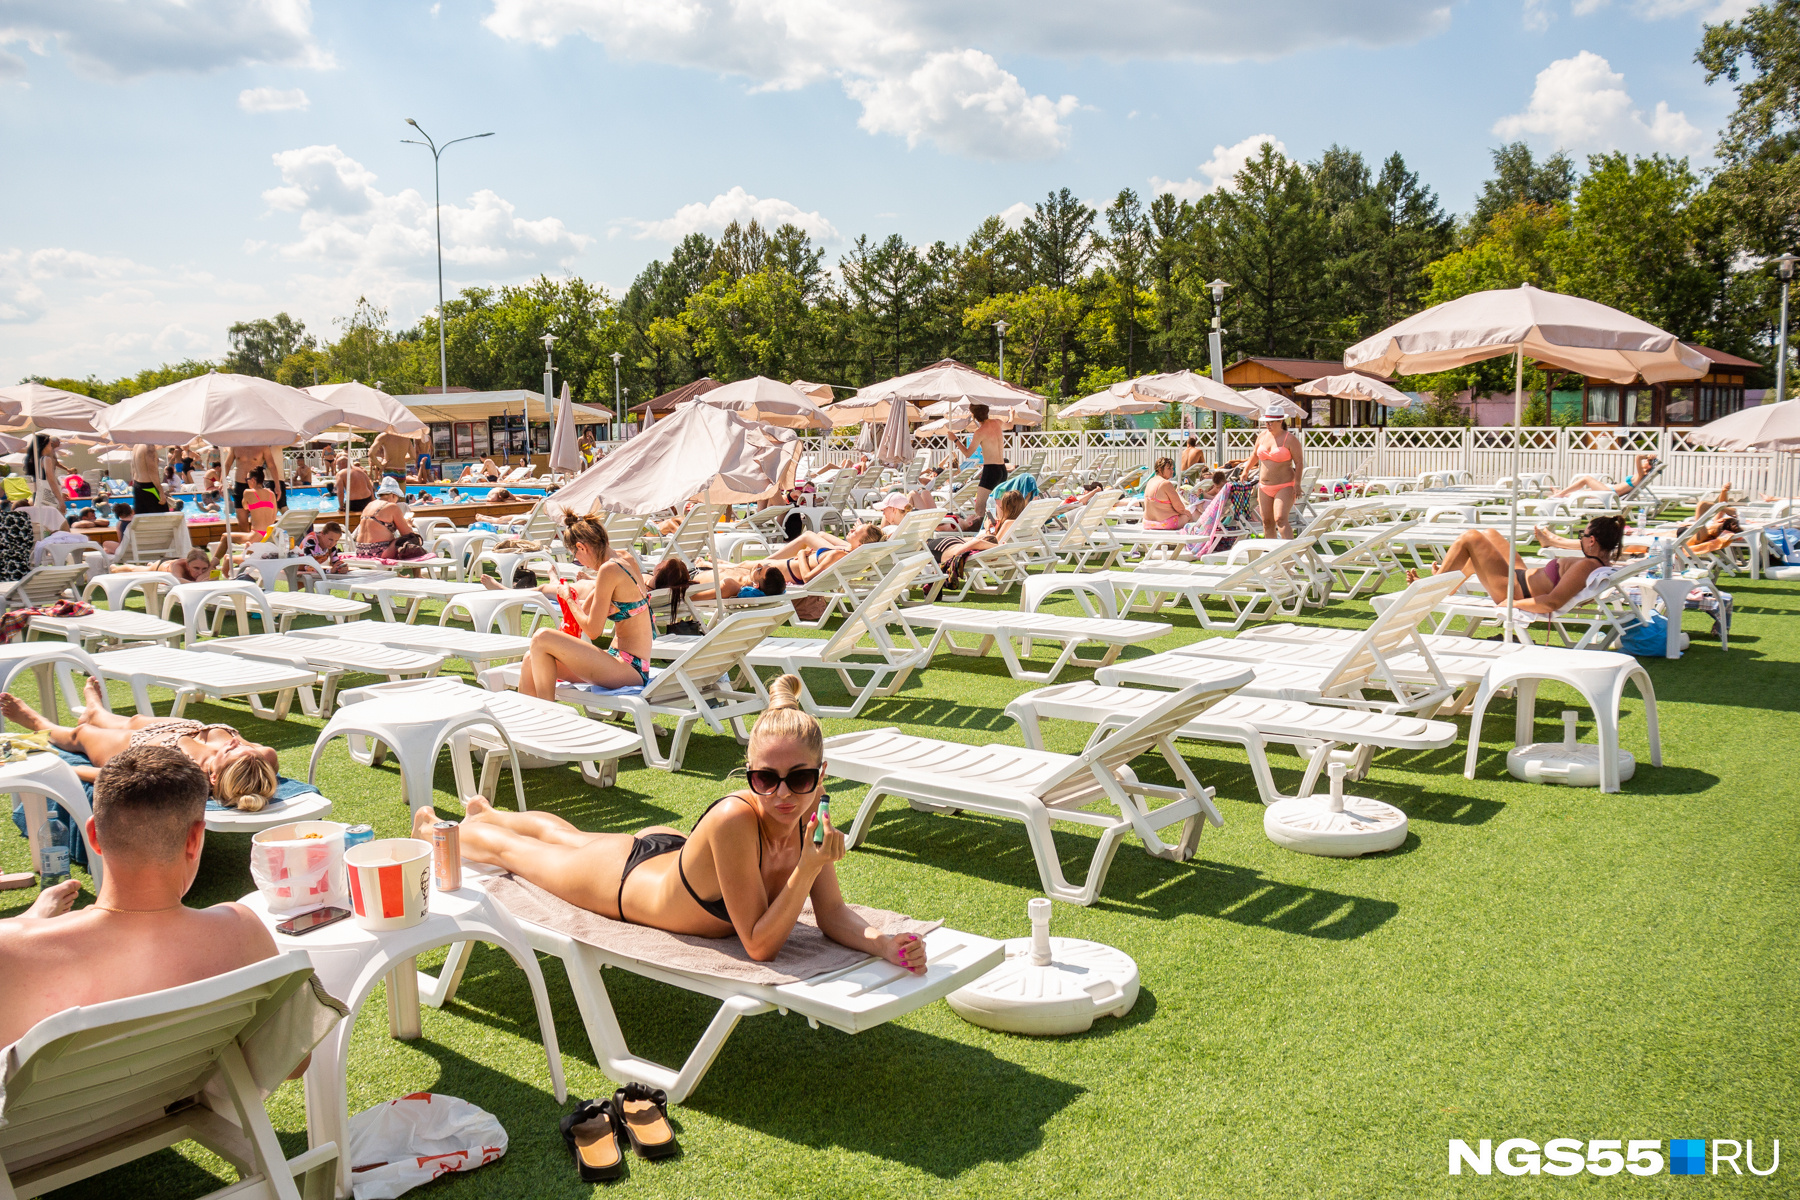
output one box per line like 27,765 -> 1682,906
559,1098 -> 626,1183
612,1083 -> 679,1159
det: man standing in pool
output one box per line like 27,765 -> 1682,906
335,454 -> 374,516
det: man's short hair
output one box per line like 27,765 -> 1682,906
93,746 -> 209,862
969,403 -> 990,423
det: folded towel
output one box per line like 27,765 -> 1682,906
487,874 -> 940,987
565,666 -> 662,697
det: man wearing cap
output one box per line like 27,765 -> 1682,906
1251,406 -> 1305,539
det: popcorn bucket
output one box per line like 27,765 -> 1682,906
345,838 -> 432,931
250,821 -> 349,914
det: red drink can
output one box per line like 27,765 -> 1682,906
431,821 -> 462,892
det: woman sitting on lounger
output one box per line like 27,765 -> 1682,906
925,490 -> 1026,589
0,683 -> 280,810
513,511 -> 656,696
1408,514 -> 1625,614
410,675 -> 927,969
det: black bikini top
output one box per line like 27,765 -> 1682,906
681,794 -> 800,924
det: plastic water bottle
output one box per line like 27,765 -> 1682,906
36,812 -> 70,889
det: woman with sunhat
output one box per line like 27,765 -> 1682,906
1251,406 -> 1305,539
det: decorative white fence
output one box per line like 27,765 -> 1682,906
802,426 -> 1795,495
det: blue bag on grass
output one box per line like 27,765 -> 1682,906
1619,614 -> 1670,657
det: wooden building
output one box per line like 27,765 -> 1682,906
1570,344 -> 1761,427
627,377 -> 721,418
1221,358 -> 1401,427
393,388 -> 610,466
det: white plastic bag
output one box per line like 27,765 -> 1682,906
347,1093 -> 508,1200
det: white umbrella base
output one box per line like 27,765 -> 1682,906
1264,793 -> 1408,857
1507,743 -> 1636,787
947,935 -> 1139,1036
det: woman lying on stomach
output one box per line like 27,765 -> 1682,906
412,676 -> 926,969
0,682 -> 281,810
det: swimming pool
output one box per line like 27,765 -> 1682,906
162,484 -> 550,514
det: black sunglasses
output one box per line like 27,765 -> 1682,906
744,766 -> 822,796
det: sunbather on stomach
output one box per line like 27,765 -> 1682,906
1406,514 -> 1625,614
413,675 -> 926,970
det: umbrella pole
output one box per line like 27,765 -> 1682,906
1505,349 -> 1522,644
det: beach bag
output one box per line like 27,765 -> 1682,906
557,591 -> 583,637
390,531 -> 428,561
1619,614 -> 1671,657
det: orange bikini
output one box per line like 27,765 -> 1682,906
1257,440 -> 1296,498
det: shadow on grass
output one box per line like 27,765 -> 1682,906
855,807 -> 1396,939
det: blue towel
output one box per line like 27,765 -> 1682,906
568,681 -> 647,697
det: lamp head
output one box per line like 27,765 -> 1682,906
994,318 -> 1009,336
406,118 -> 419,128
1779,253 -> 1798,283
541,332 -> 557,352
1209,278 -> 1229,302
610,351 -> 623,365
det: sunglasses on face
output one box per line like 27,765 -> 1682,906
744,766 -> 822,795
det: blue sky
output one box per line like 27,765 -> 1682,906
0,0 -> 1753,383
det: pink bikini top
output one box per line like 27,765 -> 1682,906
1257,440 -> 1292,463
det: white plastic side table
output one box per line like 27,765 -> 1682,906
240,885 -> 566,1199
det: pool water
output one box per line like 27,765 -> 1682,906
163,484 -> 550,514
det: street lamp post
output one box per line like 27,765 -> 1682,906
610,351 -> 624,437
1777,253 -> 1796,407
402,119 -> 494,398
1207,279 -> 1230,466
541,331 -> 557,416
994,318 -> 1009,384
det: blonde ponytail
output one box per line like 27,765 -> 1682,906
751,674 -> 823,758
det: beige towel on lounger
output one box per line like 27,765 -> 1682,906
488,875 -> 940,987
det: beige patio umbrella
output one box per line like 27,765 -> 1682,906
697,375 -> 833,430
919,396 -> 1045,427
829,394 -> 925,427
548,382 -> 583,475
1688,398 -> 1800,451
790,379 -> 835,401
1344,283 -> 1709,637
1058,388 -> 1166,421
303,381 -> 427,435
1293,372 -> 1416,408
0,382 -> 111,434
1237,388 -> 1308,421
98,372 -> 346,447
874,394 -> 914,468
858,358 -> 1048,410
1118,370 -> 1260,418
548,400 -> 794,516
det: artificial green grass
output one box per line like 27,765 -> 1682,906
8,570 -> 1797,1198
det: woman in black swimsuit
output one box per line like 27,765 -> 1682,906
410,675 -> 926,969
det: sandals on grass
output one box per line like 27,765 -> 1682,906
559,1098 -> 626,1183
612,1083 -> 680,1159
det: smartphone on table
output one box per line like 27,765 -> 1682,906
276,906 -> 352,937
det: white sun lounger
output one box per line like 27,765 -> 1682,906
744,556 -> 936,719
342,677 -> 643,791
360,577 -> 487,623
1056,540 -> 1313,631
1006,678 -> 1461,804
0,952 -> 343,1200
192,633 -> 447,717
1240,621 -> 1530,660
824,680 -> 1230,905
431,871 -> 1001,1104
897,603 -> 1172,683
290,620 -> 531,673
27,608 -> 185,650
927,497 -> 1060,601
483,605 -> 792,771
88,645 -> 320,720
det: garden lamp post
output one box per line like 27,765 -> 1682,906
1208,279 -> 1229,464
994,318 -> 1009,384
1777,253 -> 1796,406
610,351 -> 624,433
401,119 -> 494,398
541,331 -> 557,420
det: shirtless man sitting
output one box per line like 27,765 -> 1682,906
0,746 -> 280,1049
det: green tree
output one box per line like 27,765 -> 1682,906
1145,193 -> 1210,373
963,288 -> 1082,397
223,312 -> 313,378
1216,142 -> 1328,357
1468,142 -> 1576,240
1023,188 -> 1098,394
840,234 -> 932,380
1097,188 -> 1152,375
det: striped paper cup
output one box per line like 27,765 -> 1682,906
344,838 -> 432,931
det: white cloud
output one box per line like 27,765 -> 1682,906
263,145 -> 591,273
1149,133 -> 1288,200
1573,0 -> 1756,18
848,48 -> 1078,157
239,86 -> 310,113
1493,51 -> 1705,154
0,0 -> 330,82
997,201 -> 1033,229
1523,0 -> 1553,31
619,186 -> 839,243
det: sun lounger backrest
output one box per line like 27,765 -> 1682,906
664,503 -> 726,565
799,541 -> 890,595
645,605 -> 793,702
888,509 -> 946,555
6,564 -> 89,608
1002,497 -> 1060,547
114,511 -> 190,564
821,470 -> 857,510
1315,570 -> 1466,696
0,952 -> 321,1167
1035,681 -> 1228,806
819,554 -> 933,660
274,507 -> 316,539
1326,517 -> 1417,564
